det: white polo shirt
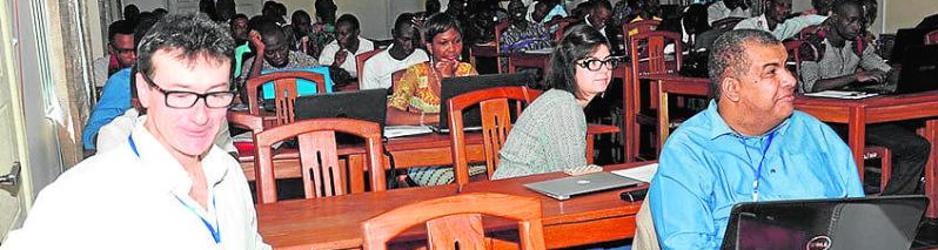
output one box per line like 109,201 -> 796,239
2,122 -> 270,250
360,46 -> 429,90
318,36 -> 375,76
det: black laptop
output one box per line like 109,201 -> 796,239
892,44 -> 938,94
433,72 -> 538,133
721,195 -> 927,250
293,88 -> 388,129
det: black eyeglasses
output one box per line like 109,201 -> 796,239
576,58 -> 621,71
140,73 -> 235,109
109,43 -> 135,55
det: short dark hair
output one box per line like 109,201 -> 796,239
708,29 -> 779,100
592,0 -> 612,11
231,13 -> 248,23
292,10 -> 311,25
107,20 -> 135,43
336,14 -> 360,32
136,13 -> 235,80
253,18 -> 285,42
833,0 -> 861,16
123,4 -> 140,21
393,12 -> 416,35
424,13 -> 462,43
547,24 -> 609,97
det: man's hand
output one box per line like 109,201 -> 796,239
857,70 -> 887,83
249,30 -> 265,53
334,49 -> 348,66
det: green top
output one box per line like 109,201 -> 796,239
232,43 -> 251,79
492,89 -> 588,179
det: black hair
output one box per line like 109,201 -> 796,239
811,0 -> 834,14
215,0 -> 237,21
682,4 -> 710,35
426,0 -> 441,14
133,14 -> 159,48
592,0 -> 612,11
335,14 -> 360,32
135,13 -> 235,80
708,29 -> 779,100
253,18 -> 285,43
393,12 -> 416,35
123,4 -> 140,21
547,24 -> 609,97
232,13 -> 249,23
424,13 -> 462,44
153,8 -> 168,18
107,20 -> 135,43
833,0 -> 861,16
292,10 -> 311,25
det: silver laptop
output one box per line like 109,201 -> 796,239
524,172 -> 641,200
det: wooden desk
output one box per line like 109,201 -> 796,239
794,91 -> 938,218
470,44 -> 498,68
257,162 -> 650,249
508,52 -> 551,73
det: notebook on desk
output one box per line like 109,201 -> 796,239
524,172 -> 641,200
721,195 -> 927,250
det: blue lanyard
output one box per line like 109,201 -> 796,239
740,131 -> 776,202
127,136 -> 222,244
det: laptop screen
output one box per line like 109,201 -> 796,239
436,72 -> 538,131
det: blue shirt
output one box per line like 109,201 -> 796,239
83,68 -> 132,150
649,100 -> 864,250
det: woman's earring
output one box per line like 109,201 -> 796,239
600,91 -> 605,98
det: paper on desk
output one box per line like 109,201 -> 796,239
525,48 -> 554,54
384,125 -> 434,138
803,90 -> 878,99
611,163 -> 659,183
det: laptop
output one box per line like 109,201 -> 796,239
293,88 -> 388,129
721,195 -> 927,250
433,72 -> 538,133
890,28 -> 926,64
524,172 -> 642,200
891,44 -> 938,94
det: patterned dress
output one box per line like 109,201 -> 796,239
389,61 -> 487,186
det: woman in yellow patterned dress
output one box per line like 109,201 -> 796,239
387,13 -> 482,186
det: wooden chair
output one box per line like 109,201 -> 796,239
622,19 -> 661,56
627,31 -> 683,158
245,71 -> 326,127
494,21 -> 510,73
252,118 -> 385,203
655,78 -> 893,193
447,86 -> 542,185
925,29 -> 938,45
361,192 -> 546,250
356,48 -> 385,84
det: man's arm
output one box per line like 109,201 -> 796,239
246,30 -> 267,81
649,139 -> 720,250
810,70 -> 886,92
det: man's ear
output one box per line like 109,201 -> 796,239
135,72 -> 150,108
721,76 -> 742,102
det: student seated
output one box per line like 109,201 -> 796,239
387,13 -> 479,186
318,14 -> 374,79
238,19 -> 321,101
649,29 -> 864,249
500,0 -> 552,54
3,13 -> 270,249
360,13 -> 429,90
707,0 -> 751,26
733,0 -> 826,40
798,0 -> 928,196
492,24 -> 615,179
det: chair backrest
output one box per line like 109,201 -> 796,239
356,49 -> 385,83
361,192 -> 546,250
447,86 -> 542,185
656,77 -> 710,153
783,40 -> 806,74
494,20 -> 510,72
252,118 -> 385,203
629,31 -> 683,77
246,71 -> 326,126
623,19 -> 661,36
925,30 -> 938,45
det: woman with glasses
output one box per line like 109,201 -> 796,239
492,24 -> 618,180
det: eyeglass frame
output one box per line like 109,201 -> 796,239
139,72 -> 236,109
575,57 -> 623,72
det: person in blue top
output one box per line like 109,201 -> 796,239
648,29 -> 864,250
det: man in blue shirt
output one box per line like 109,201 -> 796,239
648,29 -> 864,249
83,68 -> 132,150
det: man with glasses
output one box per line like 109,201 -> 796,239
647,29 -> 863,249
2,13 -> 270,249
92,20 -> 137,89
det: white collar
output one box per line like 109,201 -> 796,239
128,119 -> 229,197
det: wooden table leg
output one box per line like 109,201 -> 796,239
848,108 -> 866,181
924,119 -> 938,218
